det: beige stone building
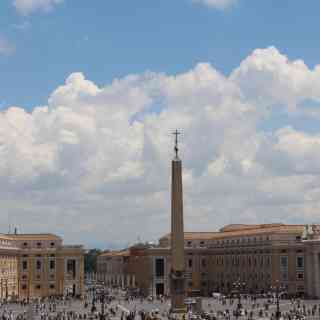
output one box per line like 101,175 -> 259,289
0,233 -> 84,300
0,235 -> 19,300
97,223 -> 320,299
97,250 -> 131,288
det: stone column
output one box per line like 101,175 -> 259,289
121,275 -> 124,288
314,251 -> 320,298
43,255 -> 49,297
305,250 -> 314,298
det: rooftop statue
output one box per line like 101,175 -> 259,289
307,224 -> 314,236
302,225 -> 308,240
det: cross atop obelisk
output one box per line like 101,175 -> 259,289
173,129 -> 181,159
170,129 -> 187,316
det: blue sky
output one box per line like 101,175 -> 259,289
1,0 -> 320,110
3,1 -> 320,247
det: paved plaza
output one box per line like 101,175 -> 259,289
116,296 -> 320,320
1,288 -> 320,319
3,293 -> 319,319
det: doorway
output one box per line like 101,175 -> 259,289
156,283 -> 164,296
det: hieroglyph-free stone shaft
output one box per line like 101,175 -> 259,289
171,159 -> 184,272
170,155 -> 187,314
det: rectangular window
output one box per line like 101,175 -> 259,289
22,260 -> 28,270
49,260 -> 55,270
296,256 -> 304,269
155,258 -> 164,278
36,260 -> 41,270
67,259 -> 76,279
281,272 -> 288,281
296,272 -> 304,280
188,259 -> 193,268
201,258 -> 206,268
280,256 -> 288,269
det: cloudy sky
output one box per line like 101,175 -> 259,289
1,1 -> 320,248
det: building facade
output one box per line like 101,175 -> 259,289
97,250 -> 132,288
97,223 -> 320,299
0,233 -> 84,300
0,235 -> 19,300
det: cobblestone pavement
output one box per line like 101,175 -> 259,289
0,295 -> 320,319
116,297 -> 320,320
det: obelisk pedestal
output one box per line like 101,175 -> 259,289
170,133 -> 187,317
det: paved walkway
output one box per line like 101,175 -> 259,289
1,294 -> 320,319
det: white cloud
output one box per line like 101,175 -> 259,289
2,47 -> 320,247
269,127 -> 320,175
192,0 -> 238,10
13,0 -> 63,15
231,47 -> 320,114
0,36 -> 15,55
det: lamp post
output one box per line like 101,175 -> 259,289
5,279 -> 8,301
17,278 -> 20,301
271,280 -> 285,320
100,291 -> 106,320
91,287 -> 96,314
233,278 -> 246,319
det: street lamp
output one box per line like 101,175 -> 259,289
270,280 -> 286,320
5,279 -> 8,301
91,287 -> 97,314
17,278 -> 20,301
100,291 -> 106,320
233,278 -> 246,319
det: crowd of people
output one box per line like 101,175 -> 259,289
112,290 -> 320,320
198,295 -> 320,319
1,287 -> 320,320
0,296 -> 104,320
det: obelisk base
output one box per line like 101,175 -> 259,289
170,272 -> 187,317
170,311 -> 188,320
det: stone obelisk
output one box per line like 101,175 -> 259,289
170,130 -> 187,315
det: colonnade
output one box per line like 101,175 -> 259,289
87,272 -> 136,288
